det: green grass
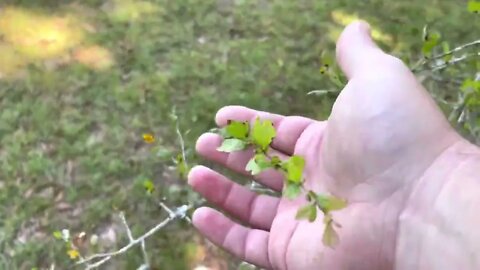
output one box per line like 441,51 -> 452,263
0,0 -> 477,269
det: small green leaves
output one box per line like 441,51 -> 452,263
225,120 -> 250,139
217,138 -> 248,152
143,179 -> 155,194
461,79 -> 480,108
461,78 -> 480,93
175,154 -> 190,179
270,156 -> 282,168
209,117 -> 347,248
251,118 -> 276,151
295,203 -> 317,222
468,0 -> 480,13
319,65 -> 329,74
53,230 -> 63,240
283,182 -> 301,199
441,41 -> 452,62
322,219 -> 339,248
246,154 -> 271,175
282,155 -> 305,184
320,51 -> 334,68
316,194 -> 348,213
422,29 -> 441,56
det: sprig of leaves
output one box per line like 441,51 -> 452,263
218,118 -> 348,247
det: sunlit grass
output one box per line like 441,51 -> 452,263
73,45 -> 115,70
0,43 -> 28,78
0,6 -> 118,78
329,10 -> 394,46
0,7 -> 84,60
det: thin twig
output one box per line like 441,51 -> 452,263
431,52 -> 480,72
412,39 -> 480,72
175,119 -> 188,169
429,40 -> 480,62
119,212 -> 134,242
140,240 -> 149,267
77,204 -> 192,268
85,256 -> 111,270
159,201 -> 175,217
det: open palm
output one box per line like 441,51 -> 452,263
188,21 -> 470,270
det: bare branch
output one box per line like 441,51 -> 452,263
431,52 -> 480,72
119,212 -> 134,242
412,39 -> 480,72
430,39 -> 480,62
140,240 -> 149,267
85,256 -> 111,270
76,204 -> 192,269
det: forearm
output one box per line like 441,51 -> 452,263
395,139 -> 480,270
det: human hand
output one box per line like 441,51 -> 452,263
188,21 -> 479,270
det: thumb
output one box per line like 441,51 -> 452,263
336,20 -> 386,79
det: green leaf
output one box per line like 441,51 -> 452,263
270,155 -> 282,168
322,221 -> 339,248
217,138 -> 248,152
468,1 -> 480,13
53,230 -> 63,240
209,127 -> 229,138
319,65 -> 329,74
422,31 -> 441,56
283,182 -> 301,199
461,79 -> 480,93
143,179 -> 155,194
320,50 -> 334,67
422,24 -> 429,41
245,154 -> 271,175
328,72 -> 345,88
282,155 -> 305,183
441,41 -> 452,62
175,154 -> 190,179
251,118 -> 276,151
316,194 -> 348,213
225,120 -> 249,140
295,203 -> 317,222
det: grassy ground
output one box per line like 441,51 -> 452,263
0,0 -> 477,269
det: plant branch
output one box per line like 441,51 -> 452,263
412,39 -> 480,72
431,52 -> 480,72
176,119 -> 188,169
76,203 -> 192,269
119,212 -> 134,242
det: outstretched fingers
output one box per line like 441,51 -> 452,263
188,165 -> 280,230
196,132 -> 286,191
192,207 -> 272,269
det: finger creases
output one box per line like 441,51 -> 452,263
192,207 -> 272,269
188,165 -> 280,230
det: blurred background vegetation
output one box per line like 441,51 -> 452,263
0,0 -> 478,269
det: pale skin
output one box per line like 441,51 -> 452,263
187,21 -> 480,270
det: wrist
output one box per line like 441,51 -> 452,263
395,139 -> 480,270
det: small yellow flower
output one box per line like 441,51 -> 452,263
142,133 -> 155,143
67,249 -> 80,260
